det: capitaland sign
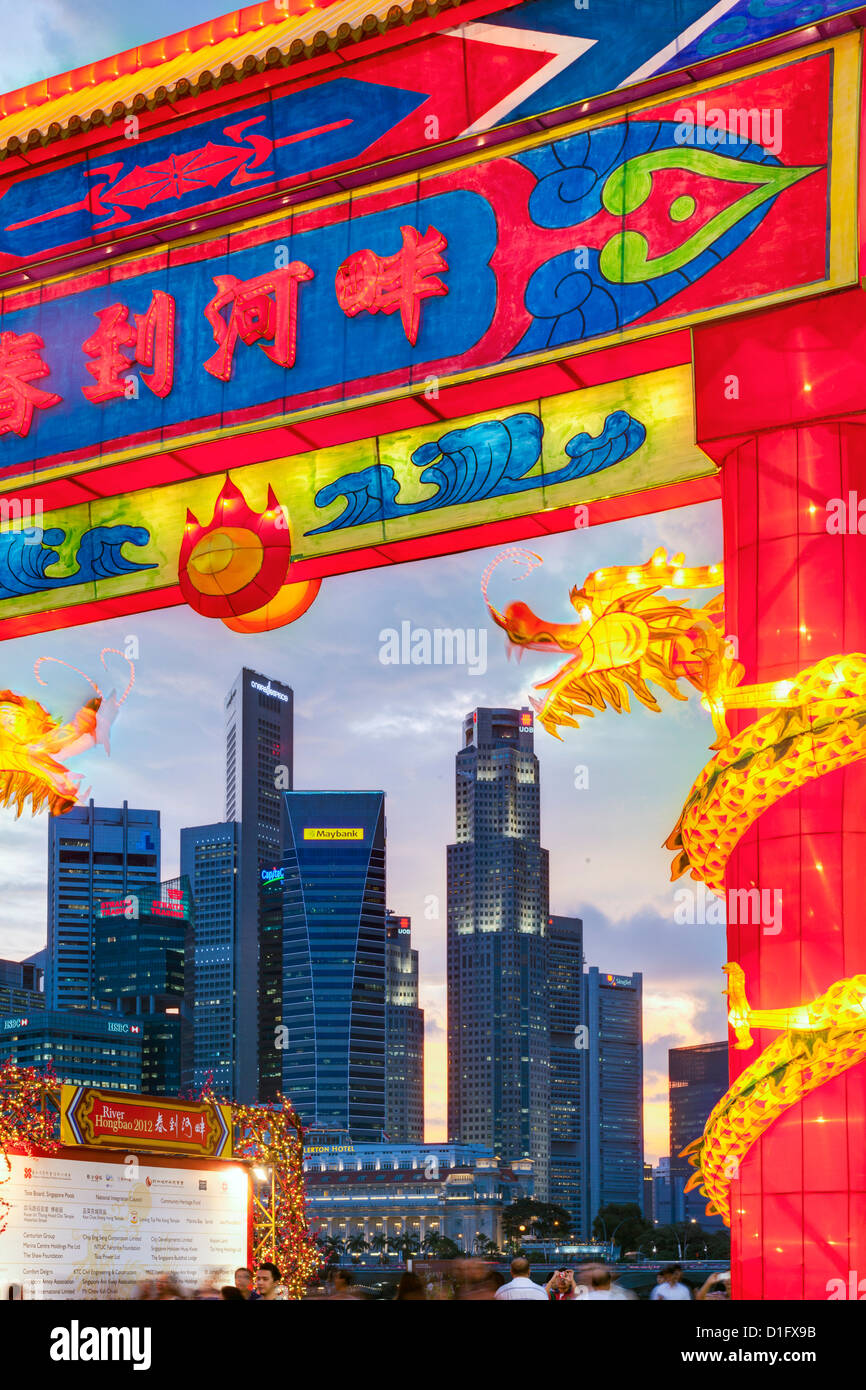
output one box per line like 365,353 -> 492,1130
303,828 -> 364,841
250,680 -> 290,703
261,868 -> 284,882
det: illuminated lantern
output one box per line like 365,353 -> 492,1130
179,475 -> 320,629
0,649 -> 133,818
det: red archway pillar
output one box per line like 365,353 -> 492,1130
694,289 -> 866,1300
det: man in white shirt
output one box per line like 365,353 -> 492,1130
650,1264 -> 693,1301
494,1257 -> 550,1300
581,1268 -> 631,1300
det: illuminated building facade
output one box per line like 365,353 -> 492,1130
258,866 -> 285,1104
385,913 -> 424,1143
281,791 -> 386,1139
0,957 -> 45,1019
180,821 -> 241,1099
92,876 -> 194,1096
47,802 -> 160,1011
1,1009 -> 143,1091
304,1141 -> 534,1252
447,708 -> 550,1198
547,914 -> 586,1236
224,668 -> 293,1102
669,1042 -> 728,1231
583,968 -> 644,1223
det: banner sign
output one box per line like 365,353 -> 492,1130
0,1148 -> 249,1299
60,1086 -> 233,1159
0,2 -> 856,282
0,363 -> 712,632
0,40 -> 853,484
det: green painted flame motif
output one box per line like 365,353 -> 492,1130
598,147 -> 820,284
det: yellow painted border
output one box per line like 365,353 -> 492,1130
2,32 -> 858,492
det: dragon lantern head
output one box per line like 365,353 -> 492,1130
0,650 -> 135,821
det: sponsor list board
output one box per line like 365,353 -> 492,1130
0,1149 -> 250,1299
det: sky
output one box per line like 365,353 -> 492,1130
0,0 -> 729,1164
0,503 -> 728,1161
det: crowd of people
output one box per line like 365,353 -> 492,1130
134,1259 -> 729,1301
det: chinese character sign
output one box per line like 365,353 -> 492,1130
0,45 -> 850,479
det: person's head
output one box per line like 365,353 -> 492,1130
234,1267 -> 253,1296
575,1261 -> 603,1287
510,1257 -> 531,1279
156,1272 -> 182,1299
333,1268 -> 354,1292
255,1262 -> 282,1298
220,1285 -> 245,1301
395,1272 -> 425,1301
591,1268 -> 612,1290
661,1263 -> 682,1284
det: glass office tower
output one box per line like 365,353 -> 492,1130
447,708 -> 550,1197
548,914 -> 586,1236
47,801 -> 160,1011
92,876 -> 193,1095
584,968 -> 644,1226
669,1041 -> 728,1231
224,668 -> 293,1102
281,791 -> 386,1139
258,866 -> 285,1104
180,822 -> 241,1098
385,913 -> 424,1142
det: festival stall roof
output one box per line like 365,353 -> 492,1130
0,0 -> 461,154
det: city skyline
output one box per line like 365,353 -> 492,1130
0,503 -> 728,1162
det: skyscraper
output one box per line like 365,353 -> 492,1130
669,1041 -> 728,1231
0,958 -> 45,1018
447,708 -> 550,1197
281,791 -> 386,1139
223,668 -> 293,1101
180,821 -> 241,1098
385,913 -> 424,1142
547,914 -> 585,1235
92,876 -> 193,1095
258,865 -> 285,1104
47,802 -> 160,1011
584,968 -> 644,1227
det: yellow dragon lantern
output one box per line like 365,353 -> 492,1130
0,649 -> 134,819
483,545 -> 866,1226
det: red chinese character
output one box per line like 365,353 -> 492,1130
0,331 -> 62,437
82,290 -> 175,403
335,225 -> 448,346
203,265 -> 313,381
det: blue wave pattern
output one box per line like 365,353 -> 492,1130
513,120 -> 790,351
0,525 -> 156,601
307,410 -> 645,534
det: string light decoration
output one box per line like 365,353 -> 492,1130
0,1061 -> 59,1235
201,1086 -> 321,1298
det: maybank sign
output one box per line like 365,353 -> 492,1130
250,680 -> 290,703
303,828 -> 364,842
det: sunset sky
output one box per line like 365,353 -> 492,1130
0,502 -> 728,1161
